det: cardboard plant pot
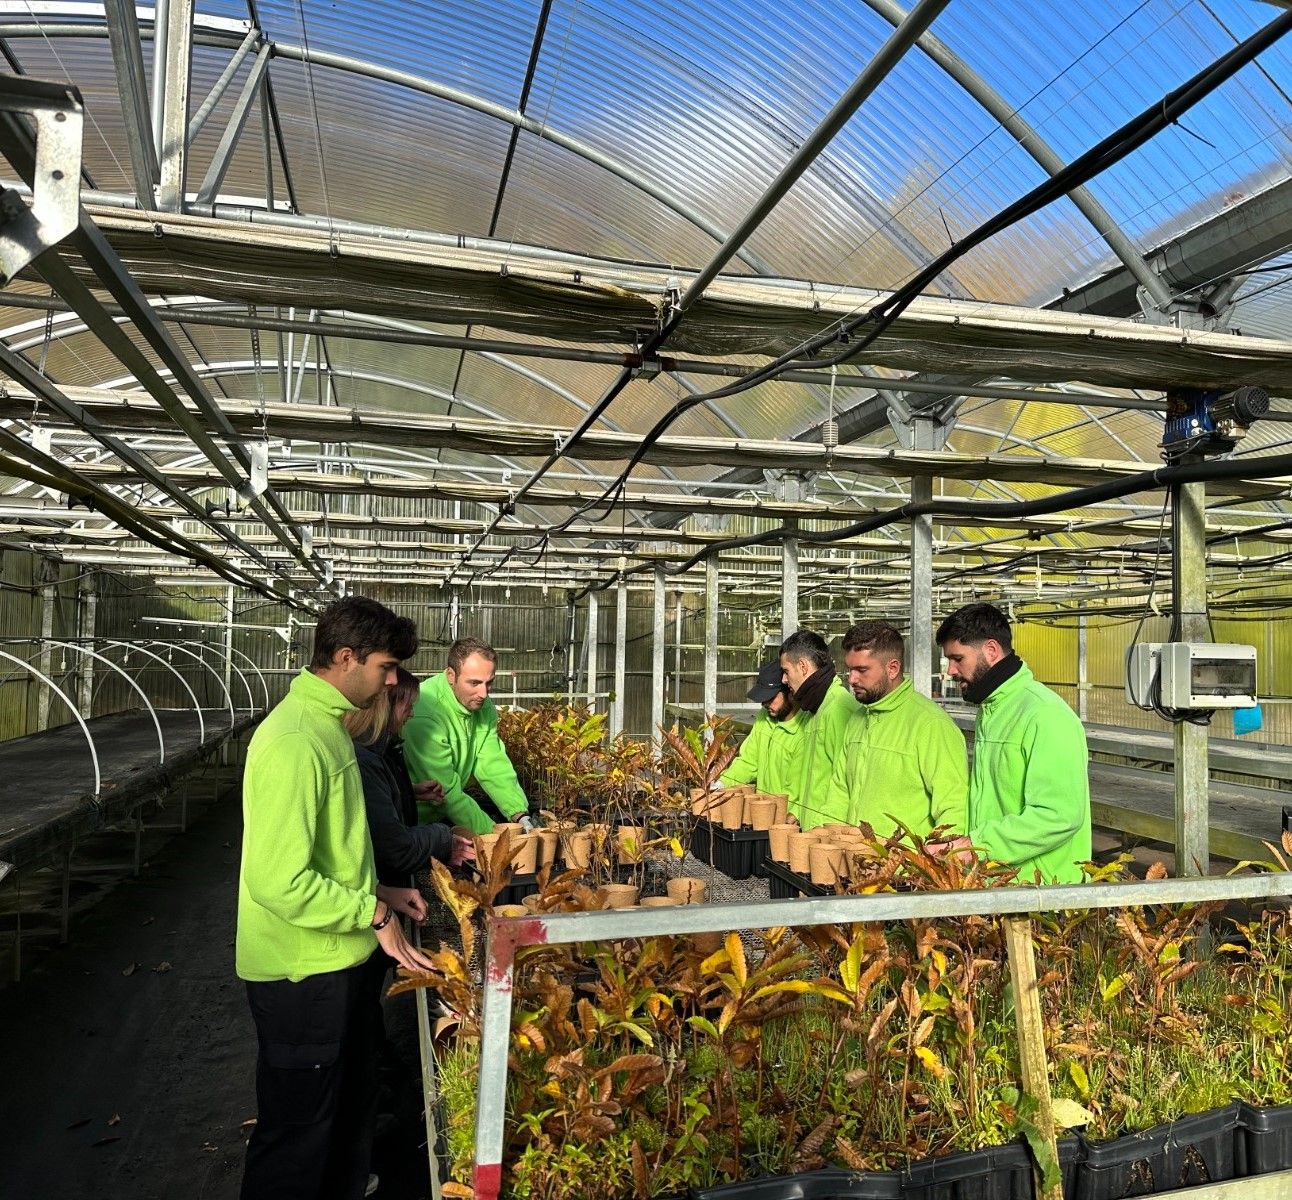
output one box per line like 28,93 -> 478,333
720,793 -> 745,830
640,895 -> 677,908
787,830 -> 815,874
601,883 -> 640,909
495,821 -> 525,838
520,894 -> 542,913
475,831 -> 502,863
690,787 -> 721,819
810,841 -> 846,886
563,829 -> 593,870
616,825 -> 646,865
511,832 -> 539,874
747,798 -> 777,830
667,876 -> 708,904
768,823 -> 796,863
494,903 -> 527,918
764,792 -> 791,826
535,828 -> 559,869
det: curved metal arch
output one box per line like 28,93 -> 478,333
0,638 -> 166,765
224,643 -> 271,710
139,640 -> 236,731
860,0 -> 1171,311
95,640 -> 207,744
0,649 -> 101,795
0,10 -> 773,275
169,637 -> 256,713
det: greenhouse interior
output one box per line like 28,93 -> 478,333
2,1 -> 1292,1198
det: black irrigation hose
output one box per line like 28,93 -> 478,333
520,8 -> 1292,589
569,451 -> 1292,601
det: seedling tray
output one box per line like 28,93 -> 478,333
763,857 -> 827,898
689,818 -> 769,880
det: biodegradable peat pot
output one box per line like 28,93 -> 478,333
640,895 -> 676,908
535,829 -> 559,869
475,831 -> 502,863
720,793 -> 745,830
667,876 -> 708,904
809,841 -> 846,886
494,904 -> 527,918
511,832 -> 539,874
495,821 -> 524,838
616,825 -> 646,865
768,823 -> 796,863
764,792 -> 791,826
690,787 -> 721,819
787,830 -> 815,874
521,894 -> 542,913
601,883 -> 640,909
563,829 -> 593,870
747,797 -> 777,830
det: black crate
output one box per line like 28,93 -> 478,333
903,1138 -> 1082,1200
764,856 -> 828,898
690,818 -> 770,880
695,1167 -> 901,1199
1074,1105 -> 1241,1199
1238,1103 -> 1292,1176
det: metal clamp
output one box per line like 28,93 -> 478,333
0,77 -> 83,283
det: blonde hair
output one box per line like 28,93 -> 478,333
343,689 -> 392,746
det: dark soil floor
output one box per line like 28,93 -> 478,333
0,769 -> 430,1200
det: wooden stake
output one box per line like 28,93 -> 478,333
1004,914 -> 1063,1200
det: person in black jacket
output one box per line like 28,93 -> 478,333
347,669 -> 474,884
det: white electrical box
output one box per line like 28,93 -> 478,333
1125,642 -> 1257,711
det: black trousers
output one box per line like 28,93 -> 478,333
241,954 -> 380,1200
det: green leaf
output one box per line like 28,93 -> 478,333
839,935 -> 863,995
1066,1059 -> 1091,1100
686,1015 -> 721,1040
1014,1092 -> 1062,1193
1100,973 -> 1128,1003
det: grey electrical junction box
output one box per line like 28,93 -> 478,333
1126,642 -> 1257,710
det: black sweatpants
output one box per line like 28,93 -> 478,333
241,955 -> 379,1200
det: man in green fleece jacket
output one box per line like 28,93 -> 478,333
238,596 -> 435,1200
825,621 -> 967,840
718,659 -> 806,802
402,636 -> 530,833
937,602 -> 1091,884
780,629 -> 860,830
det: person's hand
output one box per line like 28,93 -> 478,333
413,779 -> 444,804
448,835 -> 476,868
377,883 -> 428,924
926,835 -> 976,867
373,911 -> 435,973
517,813 -> 536,833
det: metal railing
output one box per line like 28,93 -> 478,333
469,870 -> 1292,1200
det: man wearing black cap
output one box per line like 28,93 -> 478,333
717,659 -> 806,805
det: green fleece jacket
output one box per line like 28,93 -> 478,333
237,669 -> 378,983
824,676 -> 967,839
402,670 -> 528,832
969,662 -> 1091,884
718,708 -> 807,800
791,676 -> 861,830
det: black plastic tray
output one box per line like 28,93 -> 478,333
763,856 -> 828,898
690,818 -> 770,880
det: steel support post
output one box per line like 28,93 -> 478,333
584,591 -> 598,710
221,584 -> 234,765
1077,614 -> 1089,721
909,419 -> 936,696
1172,471 -> 1210,875
156,0 -> 193,212
36,579 -> 54,730
780,520 -> 799,639
103,0 -> 160,206
610,576 -> 628,737
672,591 -> 683,707
448,590 -> 461,641
651,566 -> 666,741
77,573 -> 97,715
704,555 -> 719,721
564,596 -> 576,703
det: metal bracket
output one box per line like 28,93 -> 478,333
885,391 -> 956,451
234,440 -> 269,505
1144,275 -> 1244,333
761,469 -> 815,504
0,78 -> 83,284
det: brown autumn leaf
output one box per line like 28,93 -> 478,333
107,1114 -> 121,1126
90,1137 -> 121,1148
121,962 -> 139,977
442,1184 -> 473,1199
153,962 -> 172,974
1145,861 -> 1168,881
